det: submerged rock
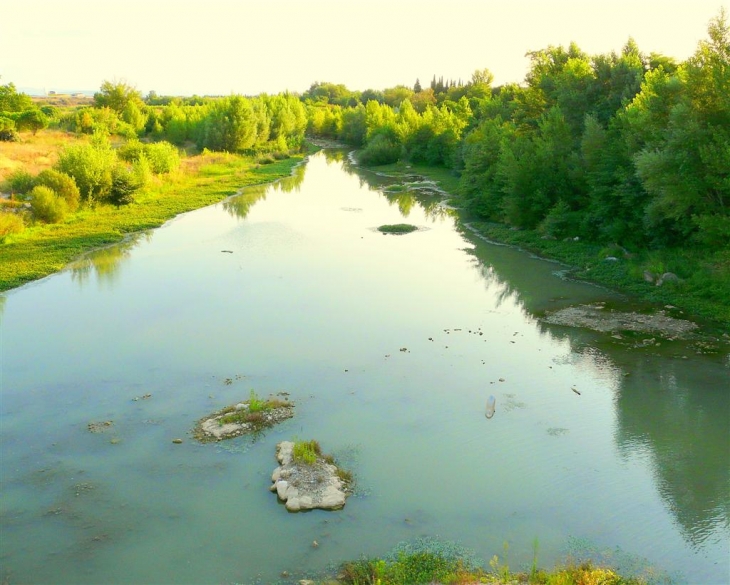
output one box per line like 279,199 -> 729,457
542,305 -> 698,338
270,441 -> 350,512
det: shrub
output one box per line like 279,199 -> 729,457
358,134 -> 402,166
132,153 -> 153,187
39,105 -> 59,119
0,116 -> 18,141
0,211 -> 24,237
108,165 -> 141,206
30,185 -> 68,223
16,109 -> 48,135
6,169 -> 35,194
117,140 -> 146,163
35,169 -> 81,211
56,142 -> 116,202
143,141 -> 180,173
118,140 -> 180,174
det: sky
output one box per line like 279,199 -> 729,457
2,0 -> 727,97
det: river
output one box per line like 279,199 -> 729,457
1,150 -> 728,584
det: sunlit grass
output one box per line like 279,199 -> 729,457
0,129 -> 83,183
0,140 -> 304,291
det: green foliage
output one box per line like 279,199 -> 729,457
142,141 -> 181,173
15,109 -> 49,135
292,439 -> 321,465
108,165 -> 141,206
200,96 -> 258,152
65,106 -> 137,137
30,185 -> 68,223
6,169 -> 35,194
56,139 -> 117,202
246,389 -> 266,413
0,211 -> 25,238
0,82 -> 33,112
218,390 -> 290,425
0,115 -> 18,141
94,80 -> 143,114
358,134 -> 402,166
35,169 -> 81,211
339,537 -> 482,585
132,153 -> 153,187
377,223 -> 418,234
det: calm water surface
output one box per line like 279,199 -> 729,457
1,151 -> 728,584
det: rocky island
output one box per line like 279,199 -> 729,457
270,440 -> 352,512
193,391 -> 294,442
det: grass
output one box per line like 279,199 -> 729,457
336,554 -> 646,585
377,223 -> 418,234
467,221 -> 730,331
218,390 -> 290,425
0,135 -> 306,292
292,439 -> 322,465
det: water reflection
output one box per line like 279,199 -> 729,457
223,160 -> 308,220
614,353 -> 730,547
69,233 -> 150,288
340,155 -> 730,558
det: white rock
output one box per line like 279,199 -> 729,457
275,480 -> 289,500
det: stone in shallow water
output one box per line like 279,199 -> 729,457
269,441 -> 349,512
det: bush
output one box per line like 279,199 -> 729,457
30,185 -> 68,223
118,140 -> 180,174
108,165 -> 141,206
16,109 -> 48,135
6,169 -> 35,194
35,169 -> 81,211
117,140 -> 146,163
0,211 -> 24,237
132,153 -> 153,187
143,141 -> 180,173
358,134 -> 402,166
0,116 -> 18,141
56,142 -> 116,202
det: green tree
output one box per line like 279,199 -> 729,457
15,109 -> 49,135
94,80 -> 143,114
200,96 -> 257,152
0,81 -> 33,112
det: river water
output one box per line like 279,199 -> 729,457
1,151 -> 728,584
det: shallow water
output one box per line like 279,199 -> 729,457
1,151 -> 728,584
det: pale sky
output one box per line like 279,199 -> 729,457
2,0 -> 727,96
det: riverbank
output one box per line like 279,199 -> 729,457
0,148 -> 308,292
295,537 -> 653,584
367,161 -> 730,332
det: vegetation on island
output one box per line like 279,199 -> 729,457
377,223 -> 418,234
193,390 -> 294,442
291,439 -> 354,485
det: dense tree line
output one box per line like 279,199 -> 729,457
3,10 -> 727,253
309,11 -> 729,251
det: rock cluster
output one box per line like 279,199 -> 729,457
542,304 -> 698,338
270,441 -> 348,512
